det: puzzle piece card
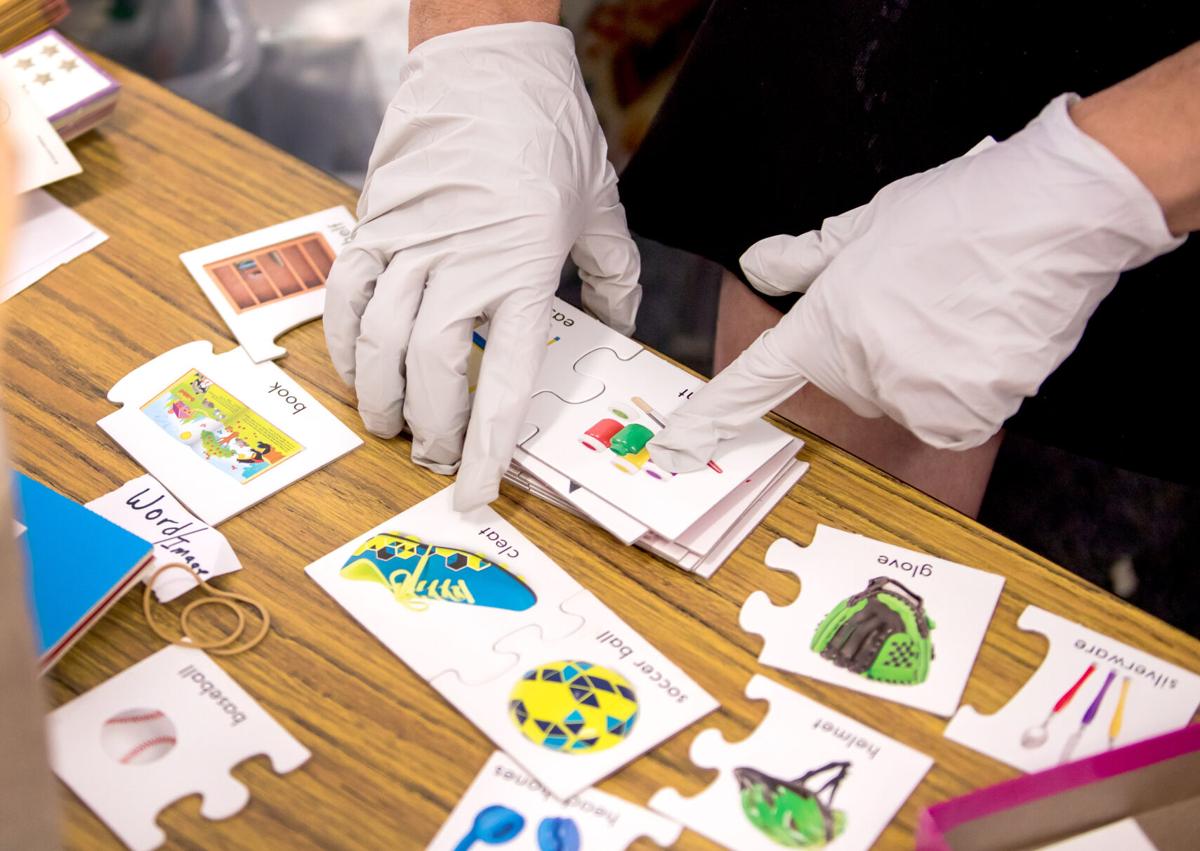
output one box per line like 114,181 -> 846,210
647,457 -> 810,580
521,343 -> 797,542
428,752 -> 681,850
307,483 -> 585,684
180,207 -> 354,362
473,298 -> 806,571
434,590 -> 720,799
944,605 -> 1200,773
511,445 -> 649,545
517,299 -> 643,406
650,675 -> 932,851
739,527 -> 1005,716
86,474 -> 243,602
306,483 -> 719,799
46,645 -> 310,851
99,341 -> 362,525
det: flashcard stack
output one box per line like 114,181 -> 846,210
306,484 -> 719,799
3,29 -> 120,140
86,474 -> 244,602
478,298 -> 808,577
180,207 -> 355,362
428,752 -> 681,850
740,527 -> 1005,716
99,341 -> 362,525
945,605 -> 1200,772
650,675 -> 932,851
46,645 -> 310,851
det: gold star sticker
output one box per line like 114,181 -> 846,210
41,44 -> 59,57
59,59 -> 78,72
34,72 -> 52,85
14,57 -> 33,70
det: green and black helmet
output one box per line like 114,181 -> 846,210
735,761 -> 850,847
811,576 -> 935,685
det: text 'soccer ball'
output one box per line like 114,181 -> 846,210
508,660 -> 638,754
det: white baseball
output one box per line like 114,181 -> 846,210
101,708 -> 178,765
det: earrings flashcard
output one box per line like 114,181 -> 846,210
180,207 -> 355,362
739,527 -> 1005,716
428,752 -> 681,850
650,675 -> 932,850
99,341 -> 362,525
306,484 -> 719,799
944,606 -> 1200,772
46,645 -> 310,851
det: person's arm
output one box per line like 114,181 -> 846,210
409,1 -> 559,49
326,2 -> 640,512
1071,41 -> 1200,235
0,127 -> 60,850
651,44 -> 1197,473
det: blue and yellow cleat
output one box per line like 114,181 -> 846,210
340,533 -> 536,612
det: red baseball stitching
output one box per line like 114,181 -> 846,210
120,736 -> 177,764
105,711 -> 166,725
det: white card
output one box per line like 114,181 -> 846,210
46,645 -> 310,851
86,474 -> 243,602
475,298 -> 797,542
740,527 -> 1005,716
0,63 -> 81,192
4,189 -> 106,301
945,605 -> 1200,772
98,341 -> 362,525
651,675 -> 932,851
522,338 -> 797,541
306,484 -> 719,799
428,752 -> 681,850
180,207 -> 354,362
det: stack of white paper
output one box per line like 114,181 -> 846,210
3,189 -> 106,302
478,299 -> 808,577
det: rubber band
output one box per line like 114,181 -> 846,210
142,563 -> 271,656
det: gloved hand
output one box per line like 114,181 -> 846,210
650,94 -> 1184,472
325,23 -> 641,510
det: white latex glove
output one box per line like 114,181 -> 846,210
651,94 -> 1184,472
325,23 -> 641,510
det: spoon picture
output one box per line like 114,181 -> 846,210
453,805 -> 526,851
1059,668 -> 1117,764
1020,663 -> 1095,748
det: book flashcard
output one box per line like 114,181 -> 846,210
99,342 -> 362,525
86,474 -> 243,602
651,675 -> 932,851
46,645 -> 310,851
739,527 -> 1005,717
306,484 -> 719,799
944,605 -> 1200,773
428,752 -> 681,850
180,207 -> 355,362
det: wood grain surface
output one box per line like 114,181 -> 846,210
3,60 -> 1197,850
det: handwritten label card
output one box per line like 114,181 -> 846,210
87,475 -> 242,602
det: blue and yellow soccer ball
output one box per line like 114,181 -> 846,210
508,660 -> 638,754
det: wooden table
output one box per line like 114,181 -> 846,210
4,61 -> 1198,850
